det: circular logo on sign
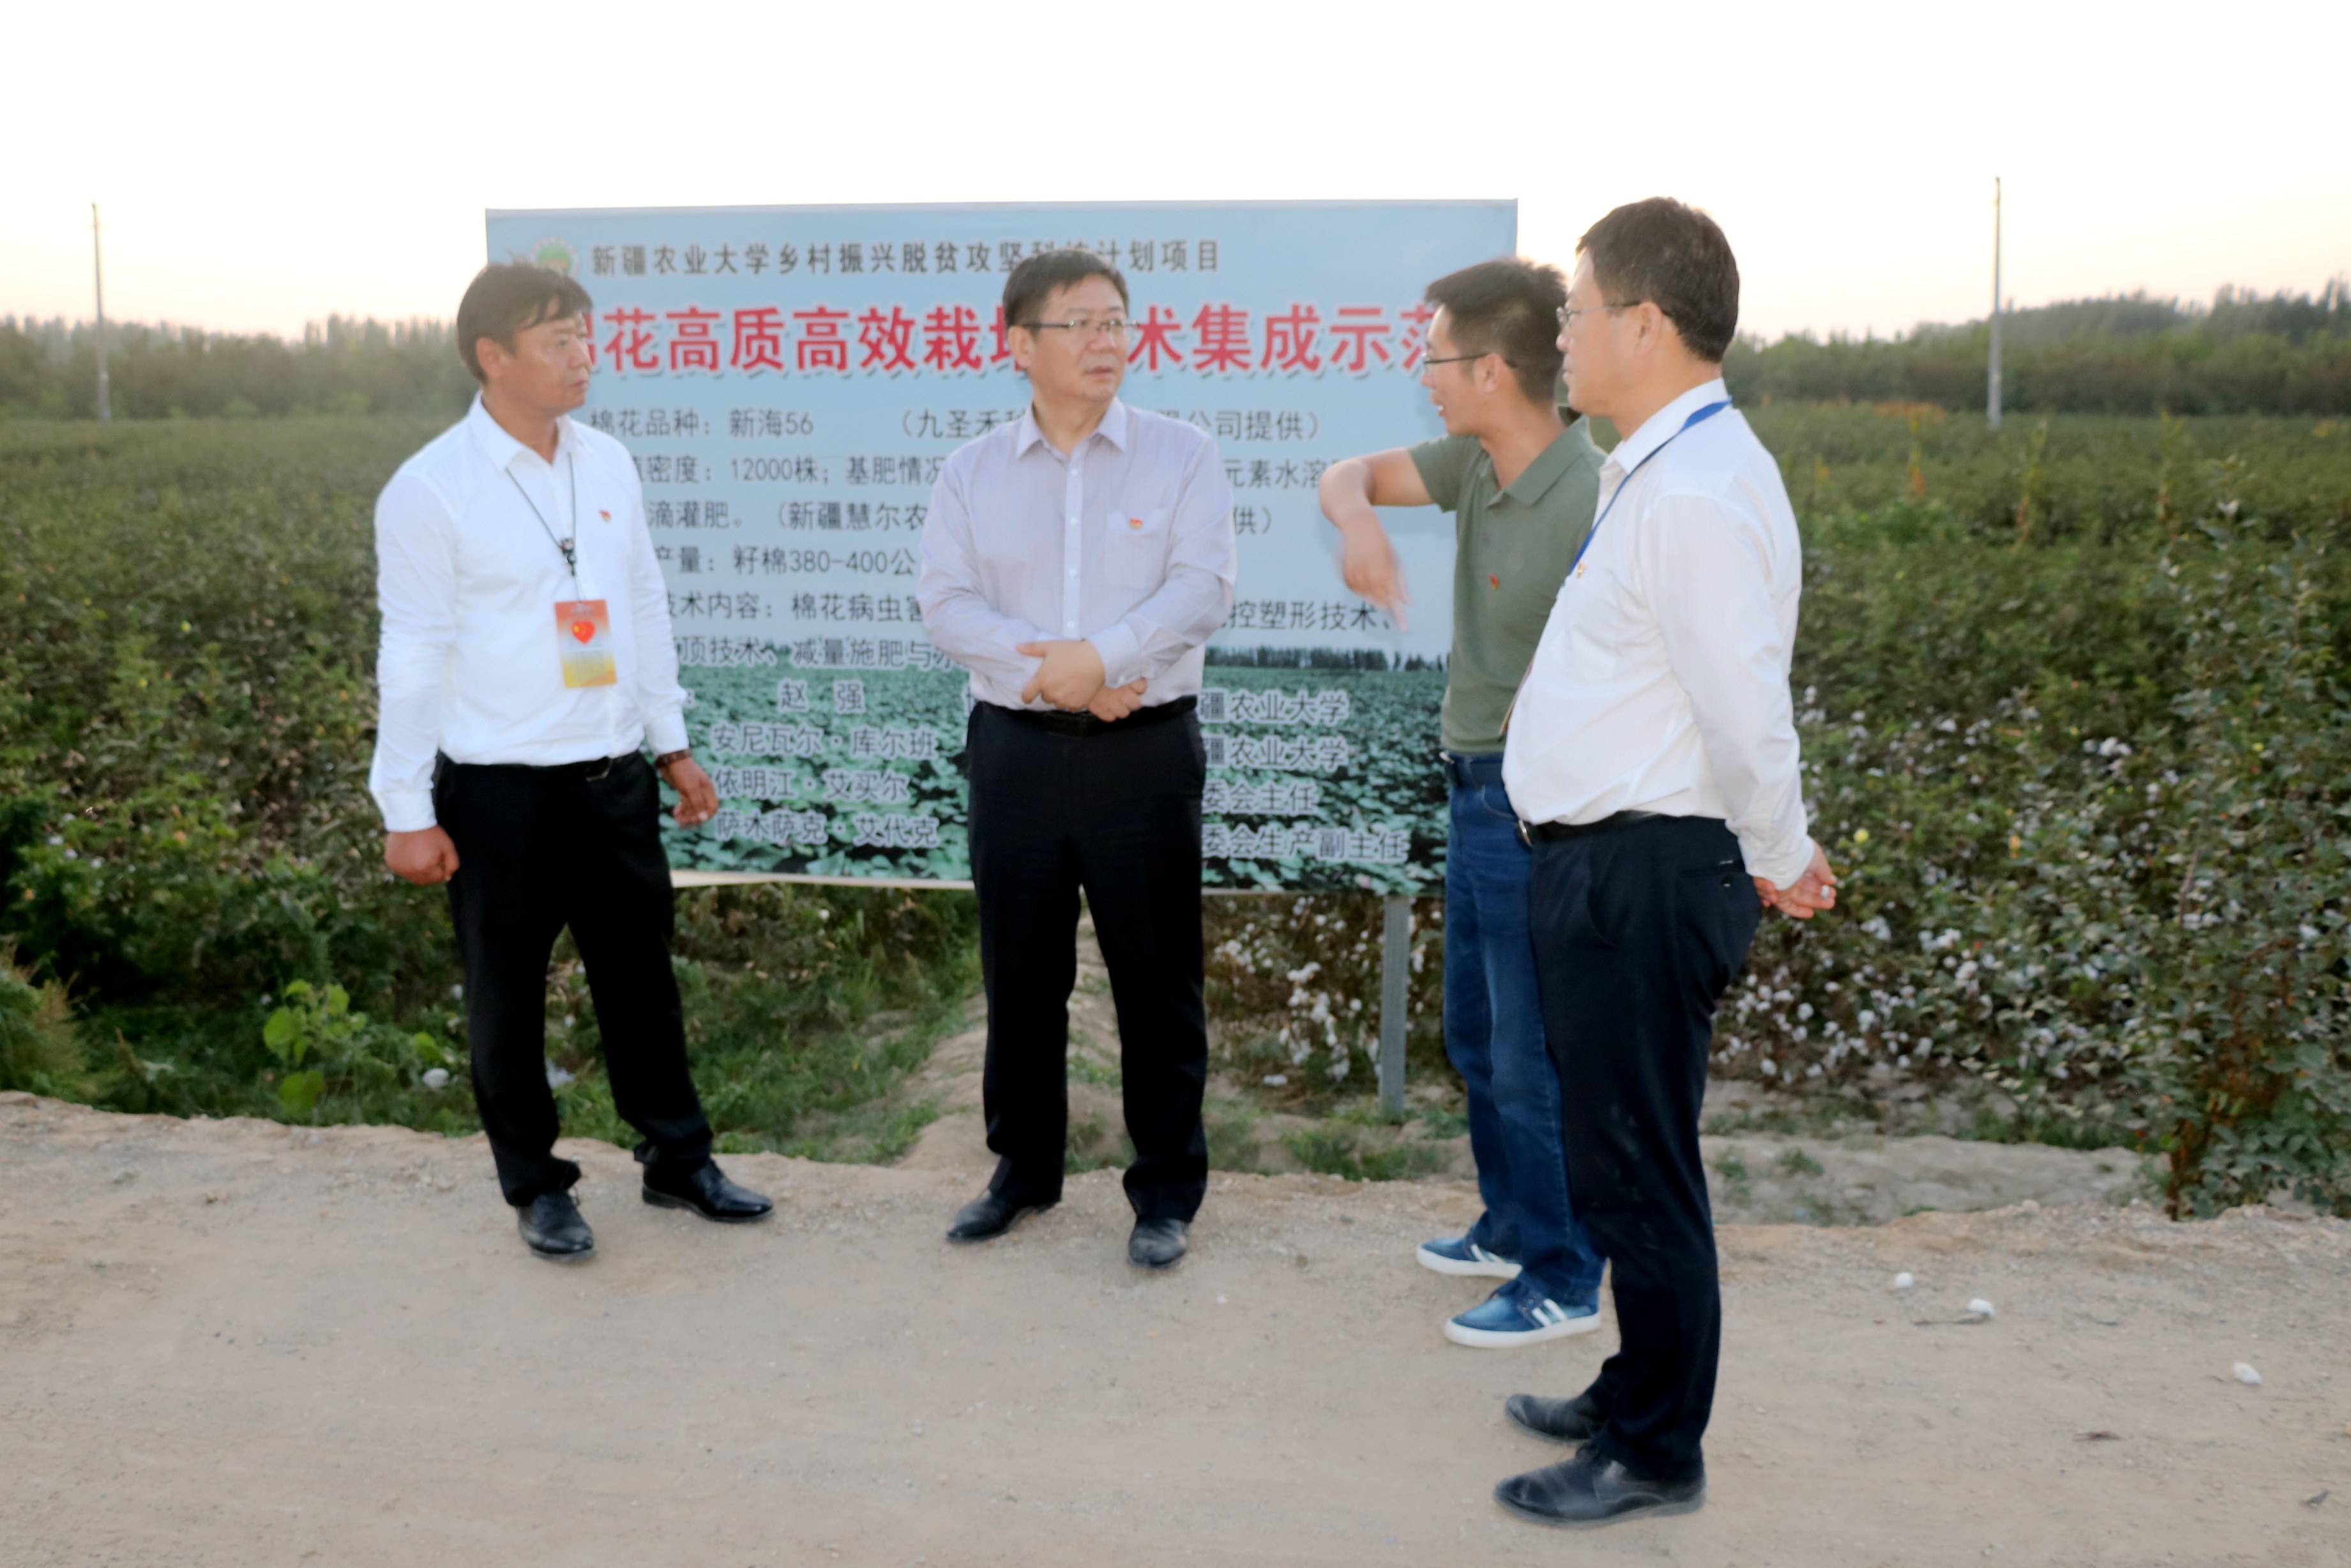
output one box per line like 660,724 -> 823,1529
521,236 -> 578,275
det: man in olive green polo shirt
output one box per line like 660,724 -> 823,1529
1317,257 -> 1607,1348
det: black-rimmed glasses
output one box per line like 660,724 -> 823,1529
1017,316 -> 1136,340
1557,303 -> 1633,329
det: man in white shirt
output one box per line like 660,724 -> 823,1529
371,263 -> 770,1262
919,250 -> 1236,1269
1491,201 -> 1838,1527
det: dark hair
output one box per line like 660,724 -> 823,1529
1001,248 -> 1129,331
1424,257 -> 1567,404
1576,199 -> 1739,363
457,263 -> 594,382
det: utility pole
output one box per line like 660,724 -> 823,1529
1986,177 -> 2002,431
91,203 -> 111,423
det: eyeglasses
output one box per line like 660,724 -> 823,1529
1017,316 -> 1135,341
1556,303 -> 1633,329
1419,351 -> 1488,370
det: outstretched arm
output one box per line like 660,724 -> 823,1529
1317,449 -> 1430,630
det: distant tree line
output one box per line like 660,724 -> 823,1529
1722,280 -> 2351,416
6,279 -> 2347,420
0,315 -> 476,419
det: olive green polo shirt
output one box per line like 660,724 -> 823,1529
1409,419 -> 1605,755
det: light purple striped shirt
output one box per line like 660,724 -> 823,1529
918,398 -> 1236,711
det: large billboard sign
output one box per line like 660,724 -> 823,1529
485,202 -> 1513,892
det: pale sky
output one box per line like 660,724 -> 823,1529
4,0 -> 2345,343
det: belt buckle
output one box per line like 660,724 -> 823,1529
582,756 -> 614,781
1515,820 -> 1532,848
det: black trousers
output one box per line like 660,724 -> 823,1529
1527,815 -> 1760,1482
965,702 -> 1209,1223
435,752 -> 713,1206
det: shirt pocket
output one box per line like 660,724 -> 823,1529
1552,569 -> 1633,681
1103,506 -> 1171,590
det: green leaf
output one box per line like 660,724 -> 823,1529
262,1007 -> 300,1063
324,984 -> 350,1016
278,1069 -> 325,1115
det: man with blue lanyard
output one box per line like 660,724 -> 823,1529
1493,200 -> 1838,1527
1317,258 -> 1608,1348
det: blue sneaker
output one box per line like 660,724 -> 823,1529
1416,1235 -> 1523,1279
1444,1280 -> 1601,1348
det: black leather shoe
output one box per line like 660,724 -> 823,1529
946,1190 -> 1055,1243
642,1161 -> 773,1223
1495,1446 -> 1704,1528
1128,1216 -> 1190,1269
517,1191 -> 594,1260
1506,1389 -> 1608,1445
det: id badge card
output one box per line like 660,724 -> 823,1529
554,599 -> 617,688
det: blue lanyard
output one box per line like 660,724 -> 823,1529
1568,398 -> 1730,576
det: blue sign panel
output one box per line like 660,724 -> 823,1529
487,201 -> 1515,890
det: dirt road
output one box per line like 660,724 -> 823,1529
3,1091 -> 2347,1566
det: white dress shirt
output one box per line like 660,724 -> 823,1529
919,398 -> 1237,710
1502,378 -> 1816,887
368,395 -> 691,833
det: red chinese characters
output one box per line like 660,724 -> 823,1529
794,307 -> 851,373
1395,302 -> 1437,370
1126,303 -> 1186,372
856,306 -> 918,372
667,308 -> 722,373
730,306 -> 787,373
586,295 -> 1434,379
921,305 -> 984,372
601,307 -> 660,374
1327,306 -> 1393,373
1261,305 -> 1322,373
1191,303 -> 1251,373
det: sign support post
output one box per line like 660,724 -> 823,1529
1377,893 -> 1410,1118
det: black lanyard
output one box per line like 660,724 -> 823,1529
506,449 -> 580,581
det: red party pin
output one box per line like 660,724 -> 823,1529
571,619 -> 596,644
1489,573 -> 1501,589
598,509 -> 611,521
1128,516 -> 1144,530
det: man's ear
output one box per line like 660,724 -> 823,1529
1631,302 -> 1668,359
474,336 -> 508,383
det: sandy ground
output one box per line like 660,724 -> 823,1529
4,1089 -> 2349,1568
899,921 -> 2158,1225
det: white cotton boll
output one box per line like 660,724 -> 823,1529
1893,1272 -> 1914,1290
421,1067 -> 450,1090
2234,1362 -> 2262,1386
1967,1299 -> 1996,1318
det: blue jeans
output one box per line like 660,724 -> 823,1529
1442,753 -> 1606,1307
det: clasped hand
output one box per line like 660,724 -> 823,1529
1016,639 -> 1147,721
1753,842 -> 1839,920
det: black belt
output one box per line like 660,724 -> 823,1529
437,751 -> 639,782
994,695 -> 1197,738
1516,810 -> 1665,846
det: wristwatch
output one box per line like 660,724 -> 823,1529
653,748 -> 693,772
